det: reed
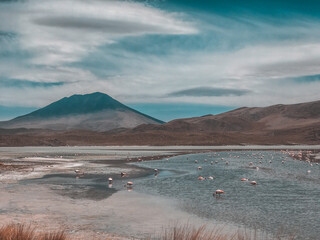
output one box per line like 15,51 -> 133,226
153,223 -> 296,240
0,223 -> 296,240
0,223 -> 68,240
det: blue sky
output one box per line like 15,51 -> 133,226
1,0 -> 320,121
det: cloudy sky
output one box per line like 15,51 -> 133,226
1,0 -> 320,121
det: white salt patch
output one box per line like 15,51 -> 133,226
22,157 -> 73,162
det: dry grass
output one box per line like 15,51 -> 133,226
159,224 -> 227,240
153,223 -> 296,240
0,223 -> 296,240
0,223 -> 68,240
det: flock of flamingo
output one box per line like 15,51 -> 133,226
195,150 -> 317,197
73,149 -> 317,196
194,153 -> 261,197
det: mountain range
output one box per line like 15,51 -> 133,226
0,92 -> 319,146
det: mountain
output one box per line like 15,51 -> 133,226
0,92 -> 164,131
1,99 -> 319,146
97,99 -> 320,145
158,100 -> 320,132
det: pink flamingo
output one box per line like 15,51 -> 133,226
213,189 -> 224,197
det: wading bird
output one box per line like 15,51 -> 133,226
74,169 -> 84,176
213,189 -> 224,197
108,177 -> 113,184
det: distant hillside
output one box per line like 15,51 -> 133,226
1,99 -> 320,146
0,92 -> 164,131
127,100 -> 320,133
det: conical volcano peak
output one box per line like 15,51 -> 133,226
23,92 -> 127,118
1,92 -> 163,131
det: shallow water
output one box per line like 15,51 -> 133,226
132,151 -> 320,240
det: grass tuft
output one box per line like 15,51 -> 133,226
153,223 -> 296,240
0,223 -> 68,240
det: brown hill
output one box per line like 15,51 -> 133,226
1,100 -> 320,146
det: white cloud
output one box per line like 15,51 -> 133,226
0,0 -> 198,107
0,0 -> 196,66
99,40 -> 320,107
1,1 -> 320,110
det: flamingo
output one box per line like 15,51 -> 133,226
198,176 -> 205,180
241,178 -> 248,181
250,181 -> 257,185
197,166 -> 202,170
121,172 -> 128,177
127,181 -> 133,186
108,177 -> 113,184
207,176 -> 214,180
213,189 -> 224,197
75,169 -> 84,175
210,161 -> 214,165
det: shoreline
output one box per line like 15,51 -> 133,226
1,146 -> 319,181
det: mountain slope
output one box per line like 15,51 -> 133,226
0,92 -> 164,131
99,99 -> 320,145
130,99 -> 320,133
1,99 -> 319,146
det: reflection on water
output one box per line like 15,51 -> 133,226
132,151 -> 320,240
22,173 -> 118,200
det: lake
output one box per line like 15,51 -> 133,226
132,150 -> 320,240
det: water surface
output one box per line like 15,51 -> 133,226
132,151 -> 320,239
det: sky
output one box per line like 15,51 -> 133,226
1,0 -> 320,121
